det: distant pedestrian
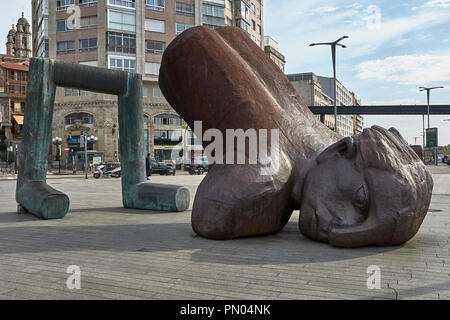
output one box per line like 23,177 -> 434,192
146,153 -> 152,180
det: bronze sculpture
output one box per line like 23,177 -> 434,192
16,58 -> 190,219
159,26 -> 433,247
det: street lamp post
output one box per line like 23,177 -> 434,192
419,86 -> 444,165
419,86 -> 444,129
52,137 -> 63,175
82,134 -> 98,179
310,36 -> 349,135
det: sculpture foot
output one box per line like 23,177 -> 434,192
124,182 -> 190,212
16,181 -> 70,219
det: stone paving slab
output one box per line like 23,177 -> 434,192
0,173 -> 449,300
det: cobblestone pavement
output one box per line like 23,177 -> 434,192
0,171 -> 449,300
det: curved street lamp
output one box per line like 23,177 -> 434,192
310,36 -> 349,134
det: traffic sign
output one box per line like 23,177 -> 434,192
64,147 -> 70,153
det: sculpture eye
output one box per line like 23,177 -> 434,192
354,185 -> 369,213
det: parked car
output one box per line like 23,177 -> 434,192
443,155 -> 449,164
185,156 -> 209,175
151,160 -> 176,176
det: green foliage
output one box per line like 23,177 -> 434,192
327,125 -> 335,132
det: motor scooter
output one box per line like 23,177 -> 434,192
94,164 -> 121,179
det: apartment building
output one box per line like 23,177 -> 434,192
31,0 -> 265,168
317,76 -> 360,137
263,36 -> 285,72
287,72 -> 334,130
287,72 -> 364,137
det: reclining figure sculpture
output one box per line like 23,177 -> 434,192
159,26 -> 434,247
16,58 -> 190,219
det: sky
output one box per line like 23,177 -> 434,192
1,0 -> 449,145
264,0 -> 450,146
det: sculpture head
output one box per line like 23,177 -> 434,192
300,125 -> 433,247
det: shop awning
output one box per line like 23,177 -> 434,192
12,115 -> 24,125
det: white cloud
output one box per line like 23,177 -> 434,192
427,0 -> 450,8
315,6 -> 340,13
356,54 -> 450,85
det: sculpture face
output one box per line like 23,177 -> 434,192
300,128 -> 434,247
300,146 -> 369,243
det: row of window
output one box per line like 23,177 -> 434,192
57,16 -> 98,32
57,38 -> 97,54
7,70 -> 27,82
57,0 -> 97,10
64,85 -> 164,99
203,4 -> 224,18
64,113 -> 180,127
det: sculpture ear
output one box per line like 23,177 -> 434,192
317,137 -> 356,163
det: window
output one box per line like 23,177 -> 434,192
256,8 -> 260,19
257,24 -> 261,35
64,88 -> 92,97
154,130 -> 182,145
57,19 -> 74,32
79,38 -> 97,52
109,10 -> 136,32
109,0 -> 135,9
251,19 -> 255,30
79,0 -> 97,7
176,23 -> 193,35
64,112 -> 93,125
176,2 -> 194,16
145,19 -> 165,33
56,0 -> 74,11
108,32 -> 136,53
154,114 -> 181,126
202,4 -> 225,18
146,40 -> 165,54
207,0 -> 225,4
80,16 -> 97,28
240,2 -> 250,20
251,3 -> 255,13
146,0 -> 165,11
153,88 -> 164,98
108,55 -> 136,72
203,24 -> 221,30
145,62 -> 161,75
57,40 -> 75,54
239,19 -> 250,33
143,87 -> 149,97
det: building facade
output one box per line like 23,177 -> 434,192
287,72 -> 334,129
31,0 -> 264,169
351,92 -> 363,135
287,72 -> 363,137
1,14 -> 32,153
263,36 -> 285,72
317,76 -> 361,137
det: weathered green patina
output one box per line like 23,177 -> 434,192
16,58 -> 190,219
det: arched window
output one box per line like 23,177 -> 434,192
64,112 -> 94,125
154,114 -> 181,126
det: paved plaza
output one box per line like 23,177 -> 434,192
0,167 -> 449,300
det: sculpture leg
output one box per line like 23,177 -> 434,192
118,74 -> 189,212
15,59 -> 70,219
